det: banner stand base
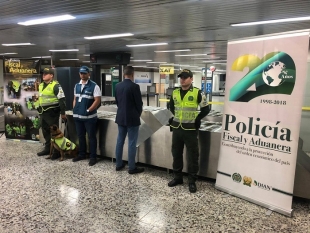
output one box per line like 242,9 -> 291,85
215,184 -> 293,217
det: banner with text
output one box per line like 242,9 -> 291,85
215,31 -> 309,216
3,58 -> 41,141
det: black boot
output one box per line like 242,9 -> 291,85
37,148 -> 50,156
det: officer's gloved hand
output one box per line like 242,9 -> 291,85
195,118 -> 201,130
168,117 -> 174,125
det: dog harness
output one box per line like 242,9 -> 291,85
51,137 -> 76,151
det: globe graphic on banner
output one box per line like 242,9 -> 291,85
262,61 -> 287,87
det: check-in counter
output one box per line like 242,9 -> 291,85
65,107 -> 310,199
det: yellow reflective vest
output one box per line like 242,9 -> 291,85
170,87 -> 199,130
38,81 -> 59,109
51,137 -> 76,151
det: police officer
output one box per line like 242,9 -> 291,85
36,67 -> 66,158
168,69 -> 210,193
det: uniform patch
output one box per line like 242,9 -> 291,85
57,87 -> 65,99
199,93 -> 209,107
66,142 -> 71,147
188,96 -> 194,101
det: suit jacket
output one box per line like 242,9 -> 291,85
115,79 -> 143,126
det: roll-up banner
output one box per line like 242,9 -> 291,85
3,58 -> 41,141
215,30 -> 310,216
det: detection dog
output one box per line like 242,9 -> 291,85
47,124 -> 78,161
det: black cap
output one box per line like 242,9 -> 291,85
178,69 -> 193,78
42,67 -> 54,75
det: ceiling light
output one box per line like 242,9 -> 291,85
18,14 -> 75,26
146,66 -> 159,69
85,33 -> 134,40
83,54 -> 90,56
202,60 -> 227,63
0,53 -> 18,55
191,57 -> 221,60
154,49 -> 191,53
231,16 -> 310,26
132,66 -> 146,68
32,56 -> 51,58
213,62 -> 226,65
82,61 -> 90,63
49,49 -> 79,52
131,60 -> 152,62
2,43 -> 35,46
147,62 -> 167,64
175,54 -> 207,57
60,59 -> 79,61
126,43 -> 168,47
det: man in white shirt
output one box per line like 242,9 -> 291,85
72,66 -> 101,166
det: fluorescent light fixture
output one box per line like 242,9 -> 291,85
32,56 -> 51,58
0,53 -> 18,55
192,70 -> 203,73
130,57 -> 134,59
60,59 -> 79,61
147,62 -> 167,64
2,43 -> 34,46
146,66 -> 159,69
231,16 -> 310,26
83,54 -> 90,56
132,66 -> 146,68
175,54 -> 207,57
213,62 -> 226,64
131,60 -> 152,62
202,60 -> 227,63
82,61 -> 90,63
84,33 -> 133,40
49,49 -> 79,52
154,49 -> 191,53
18,14 -> 75,26
191,57 -> 221,60
179,64 -> 190,66
126,43 -> 168,47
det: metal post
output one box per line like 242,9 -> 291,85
155,93 -> 159,107
204,65 -> 207,95
146,93 -> 149,106
210,71 -> 213,102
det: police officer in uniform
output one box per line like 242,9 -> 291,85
36,68 -> 66,158
168,69 -> 210,193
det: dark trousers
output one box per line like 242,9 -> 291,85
171,128 -> 199,183
40,108 -> 60,149
74,117 -> 98,160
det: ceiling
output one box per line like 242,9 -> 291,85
1,0 -> 310,72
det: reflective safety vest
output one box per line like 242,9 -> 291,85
13,126 -> 21,134
51,137 -> 76,151
33,118 -> 40,129
27,101 -> 33,110
38,81 -> 59,110
170,87 -> 199,130
6,124 -> 12,135
73,80 -> 97,120
20,126 -> 26,136
11,80 -> 20,92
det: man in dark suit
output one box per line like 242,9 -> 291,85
115,66 -> 144,174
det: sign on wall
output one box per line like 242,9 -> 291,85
215,31 -> 310,216
3,59 -> 41,141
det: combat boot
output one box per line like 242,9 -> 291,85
37,148 -> 50,156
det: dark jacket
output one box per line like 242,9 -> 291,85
115,79 -> 143,127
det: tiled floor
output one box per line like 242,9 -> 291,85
0,136 -> 309,233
